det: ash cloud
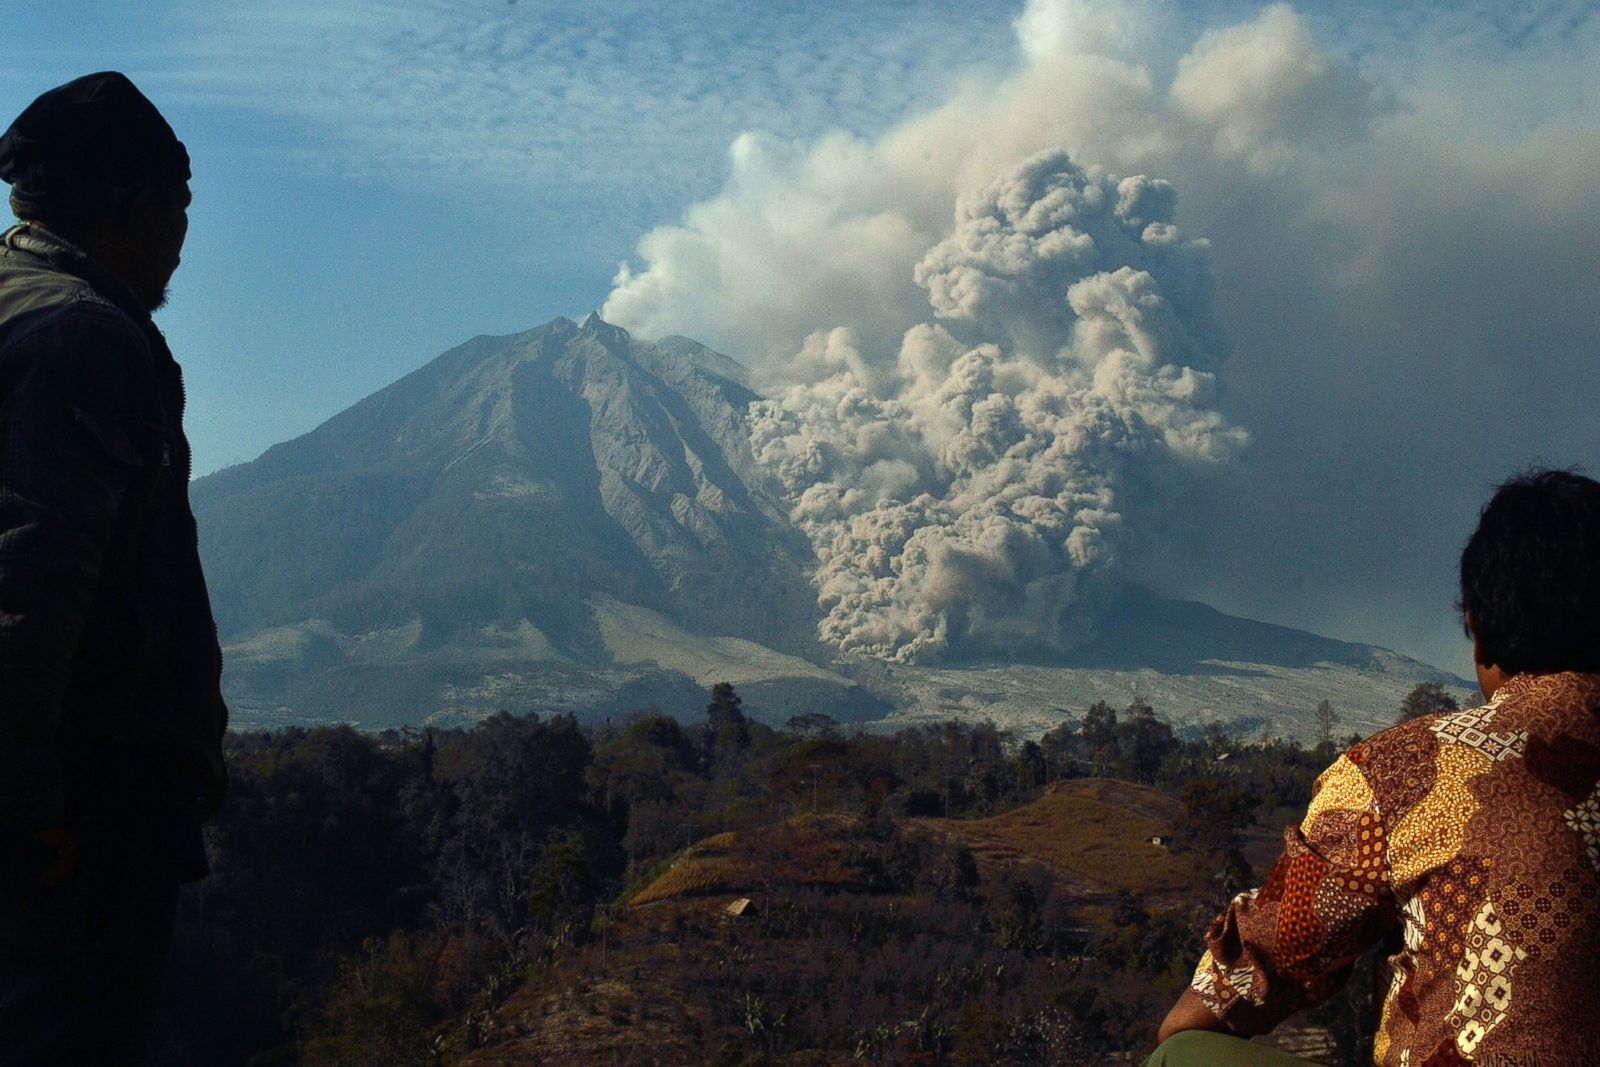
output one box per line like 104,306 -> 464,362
748,153 -> 1245,662
604,0 -> 1600,672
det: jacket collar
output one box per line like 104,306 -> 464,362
2,221 -> 153,327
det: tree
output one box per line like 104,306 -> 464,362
1176,777 -> 1259,858
1115,711 -> 1178,784
785,712 -> 840,739
1397,682 -> 1459,724
706,681 -> 746,732
705,682 -> 751,768
1313,699 -> 1339,748
1079,702 -> 1117,747
430,713 -> 608,946
1038,721 -> 1076,781
525,827 -> 600,940
1013,740 -> 1047,792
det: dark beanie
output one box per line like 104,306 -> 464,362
0,71 -> 190,216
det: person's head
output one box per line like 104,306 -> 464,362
1459,469 -> 1600,683
0,71 -> 191,310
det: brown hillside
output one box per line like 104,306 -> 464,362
463,782 -> 1306,1066
915,778 -> 1206,901
629,812 -> 887,907
631,780 -> 1214,918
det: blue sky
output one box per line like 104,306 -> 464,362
6,0 -> 1599,673
3,0 -> 1020,469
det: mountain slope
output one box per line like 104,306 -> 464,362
194,315 -> 818,658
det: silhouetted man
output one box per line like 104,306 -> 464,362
1148,470 -> 1600,1065
0,72 -> 226,1063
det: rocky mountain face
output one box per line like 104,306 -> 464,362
194,316 -> 1469,734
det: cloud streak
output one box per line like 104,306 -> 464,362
157,0 -> 1014,223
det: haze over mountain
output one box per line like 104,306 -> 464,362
193,317 -> 1467,737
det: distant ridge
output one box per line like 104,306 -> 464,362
1064,584 -> 1385,673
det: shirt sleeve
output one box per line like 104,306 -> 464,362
1189,753 -> 1400,1034
0,308 -> 151,833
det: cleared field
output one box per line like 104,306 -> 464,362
917,778 -> 1206,896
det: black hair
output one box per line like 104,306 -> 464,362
1459,468 -> 1600,675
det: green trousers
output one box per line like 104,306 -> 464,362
1143,1030 -> 1320,1066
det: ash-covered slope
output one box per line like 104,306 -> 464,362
193,316 -> 824,724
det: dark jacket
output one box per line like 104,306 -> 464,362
0,222 -> 225,880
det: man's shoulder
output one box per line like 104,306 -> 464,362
0,285 -> 159,417
1353,712 -> 1446,755
0,267 -> 152,364
1,230 -> 142,333
1325,714 -> 1459,816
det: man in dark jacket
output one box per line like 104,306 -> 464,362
0,72 -> 227,1063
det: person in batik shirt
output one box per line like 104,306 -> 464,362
1150,470 -> 1600,1067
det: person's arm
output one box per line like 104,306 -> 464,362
1160,750 -> 1400,1041
0,309 -> 149,839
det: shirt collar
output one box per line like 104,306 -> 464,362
1490,670 -> 1600,705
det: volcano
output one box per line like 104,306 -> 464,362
193,316 -> 1468,735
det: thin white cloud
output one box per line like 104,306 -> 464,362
156,0 -> 1015,220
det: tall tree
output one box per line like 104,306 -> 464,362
1313,699 -> 1339,749
1397,682 -> 1460,724
1079,702 -> 1117,750
705,681 -> 751,769
706,682 -> 747,733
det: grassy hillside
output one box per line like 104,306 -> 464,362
919,779 -> 1205,900
630,813 -> 888,907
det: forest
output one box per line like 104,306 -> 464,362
148,683 -> 1461,1066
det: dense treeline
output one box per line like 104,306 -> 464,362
149,685 -> 1404,1066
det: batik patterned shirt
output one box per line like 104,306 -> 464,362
1189,672 -> 1600,1065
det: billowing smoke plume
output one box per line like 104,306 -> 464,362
605,0 -> 1600,670
748,151 -> 1245,662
